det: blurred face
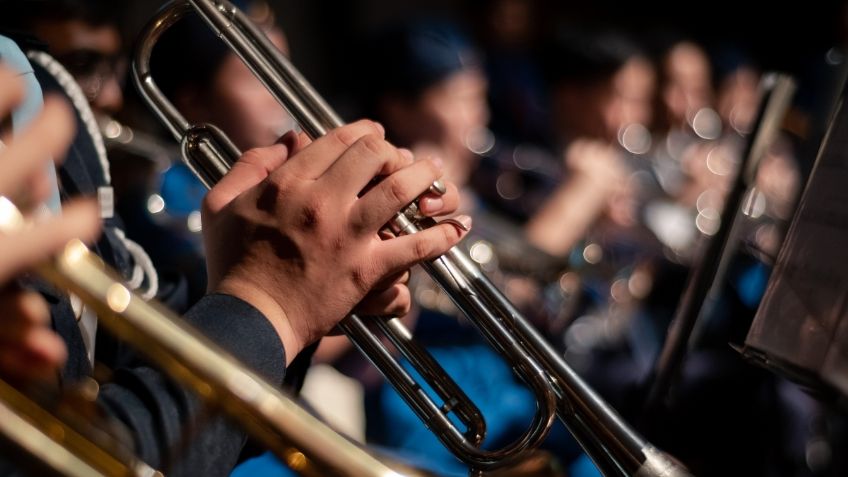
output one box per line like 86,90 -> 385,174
33,19 -> 124,114
385,68 -> 489,184
605,56 -> 656,134
717,66 -> 760,133
663,42 -> 713,126
198,30 -> 295,150
417,69 -> 490,155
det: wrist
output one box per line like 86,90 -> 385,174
215,276 -> 303,365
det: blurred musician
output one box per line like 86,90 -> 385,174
352,20 -> 640,476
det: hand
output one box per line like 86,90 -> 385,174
564,138 -> 626,191
0,65 -> 101,381
202,120 -> 467,363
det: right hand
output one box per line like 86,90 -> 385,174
202,120 -> 469,363
0,65 -> 101,381
564,138 -> 626,191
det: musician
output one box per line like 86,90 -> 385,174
0,11 -> 469,477
354,20 -> 622,476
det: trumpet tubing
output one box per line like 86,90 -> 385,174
132,1 -> 692,475
0,195 -> 404,477
0,378 -> 156,477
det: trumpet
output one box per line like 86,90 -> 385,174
0,376 -> 158,477
0,197 -> 404,477
132,1 -> 691,475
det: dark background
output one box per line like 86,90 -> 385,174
121,0 -> 847,95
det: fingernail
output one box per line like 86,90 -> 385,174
442,214 -> 472,231
455,214 -> 472,231
373,122 -> 386,136
420,196 -> 444,215
430,156 -> 444,170
399,148 -> 414,161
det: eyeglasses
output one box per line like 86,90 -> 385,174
55,49 -> 127,102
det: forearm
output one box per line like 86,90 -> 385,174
525,175 -> 611,256
96,293 -> 286,476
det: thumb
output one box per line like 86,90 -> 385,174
0,199 -> 101,284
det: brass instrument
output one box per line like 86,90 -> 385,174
131,1 -> 691,475
0,197 -> 403,477
0,377 -> 157,477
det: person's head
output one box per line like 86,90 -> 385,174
609,55 -> 656,133
544,30 -> 650,142
716,64 -> 760,134
361,21 -> 490,185
661,41 -> 714,129
1,0 -> 124,113
151,0 -> 293,151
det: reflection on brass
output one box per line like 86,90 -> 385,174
131,1 -> 691,475
0,206 -> 403,474
106,284 -> 132,313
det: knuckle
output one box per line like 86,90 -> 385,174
352,119 -> 383,137
328,120 -> 377,147
298,196 -> 326,229
384,175 -> 409,206
240,147 -> 264,164
412,238 -> 433,261
201,193 -> 220,215
420,158 -> 440,179
333,124 -> 365,147
358,134 -> 389,157
350,265 -> 373,295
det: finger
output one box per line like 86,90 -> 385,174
0,66 -> 25,119
352,157 -> 442,231
0,292 -> 50,344
277,119 -> 384,180
276,130 -> 311,155
373,216 -> 472,277
15,165 -> 53,213
204,143 -> 290,213
320,135 -> 413,202
371,270 -> 410,291
353,283 -> 411,317
0,96 -> 75,197
14,290 -> 50,325
19,326 -> 68,368
418,181 -> 460,217
0,199 -> 101,283
0,341 -> 64,382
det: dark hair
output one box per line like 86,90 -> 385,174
150,0 -> 262,101
358,19 -> 481,114
0,0 -> 121,30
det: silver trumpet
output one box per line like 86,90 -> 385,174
0,197 -> 405,477
132,2 -> 692,475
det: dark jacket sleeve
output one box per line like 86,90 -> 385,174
96,293 -> 286,477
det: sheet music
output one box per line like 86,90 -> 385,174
746,97 -> 848,396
